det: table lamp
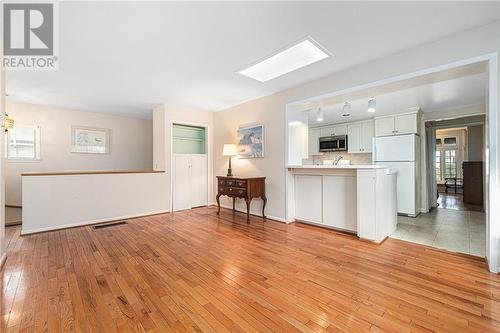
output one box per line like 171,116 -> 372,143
222,144 -> 238,176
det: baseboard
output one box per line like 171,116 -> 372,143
21,210 -> 170,235
6,205 -> 22,209
0,253 -> 7,270
216,204 -> 287,223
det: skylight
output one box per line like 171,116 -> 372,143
237,38 -> 330,82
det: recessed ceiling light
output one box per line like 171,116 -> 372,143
237,38 -> 330,82
367,97 -> 376,113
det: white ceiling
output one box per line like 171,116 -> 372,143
5,2 -> 500,119
304,64 -> 487,126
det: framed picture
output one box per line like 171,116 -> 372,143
237,124 -> 264,158
71,126 -> 110,154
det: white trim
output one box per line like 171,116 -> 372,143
20,210 -> 170,235
285,52 -> 499,272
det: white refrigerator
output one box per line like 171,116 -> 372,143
374,134 -> 419,217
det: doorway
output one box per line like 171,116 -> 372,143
171,123 -> 209,211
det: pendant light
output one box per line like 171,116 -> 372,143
342,102 -> 351,117
367,97 -> 376,113
316,108 -> 324,122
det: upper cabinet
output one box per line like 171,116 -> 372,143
319,124 -> 347,137
308,128 -> 321,155
348,121 -> 374,154
374,111 -> 420,137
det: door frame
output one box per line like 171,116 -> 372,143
169,120 -> 210,212
285,52 -> 499,272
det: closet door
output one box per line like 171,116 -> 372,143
190,154 -> 208,207
173,154 -> 191,211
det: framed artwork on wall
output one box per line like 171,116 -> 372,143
237,124 -> 264,158
71,126 -> 110,154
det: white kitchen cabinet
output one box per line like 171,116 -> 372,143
375,112 -> 419,137
308,128 -> 321,155
348,121 -> 374,153
394,114 -> 418,135
319,124 -> 347,137
347,124 -> 362,153
294,175 -> 322,224
173,154 -> 208,211
322,176 -> 357,232
362,122 -> 374,153
374,117 -> 396,137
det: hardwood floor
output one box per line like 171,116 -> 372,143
2,207 -> 500,332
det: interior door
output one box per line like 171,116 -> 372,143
190,154 -> 208,207
173,154 -> 191,211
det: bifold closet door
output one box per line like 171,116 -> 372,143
190,154 -> 208,207
173,154 -> 191,211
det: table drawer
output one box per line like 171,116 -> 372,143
228,187 -> 246,197
234,180 -> 246,188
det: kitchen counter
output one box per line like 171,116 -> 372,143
288,164 -> 387,169
289,165 -> 398,243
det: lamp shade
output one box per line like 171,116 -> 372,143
222,144 -> 238,156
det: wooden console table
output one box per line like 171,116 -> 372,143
216,176 -> 266,222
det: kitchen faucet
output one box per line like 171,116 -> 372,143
333,155 -> 343,165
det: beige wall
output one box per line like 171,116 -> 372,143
213,21 -> 500,221
153,105 -> 214,211
5,101 -> 153,206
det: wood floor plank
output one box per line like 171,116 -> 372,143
2,207 -> 500,332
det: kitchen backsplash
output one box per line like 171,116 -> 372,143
303,152 -> 373,165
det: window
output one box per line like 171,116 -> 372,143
5,126 -> 41,161
443,137 -> 457,146
435,150 -> 442,182
435,138 -> 442,146
444,149 -> 457,178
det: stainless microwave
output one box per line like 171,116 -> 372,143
319,135 -> 348,152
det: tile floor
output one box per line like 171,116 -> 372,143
390,209 -> 486,257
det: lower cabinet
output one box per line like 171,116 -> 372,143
173,154 -> 208,211
294,174 -> 357,232
294,175 -> 322,224
322,176 -> 357,232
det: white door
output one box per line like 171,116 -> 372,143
322,176 -> 357,232
375,117 -> 395,137
308,128 -> 321,155
294,175 -> 322,224
347,124 -> 362,153
395,114 -> 417,135
173,154 -> 191,211
190,154 -> 208,207
361,122 -> 374,153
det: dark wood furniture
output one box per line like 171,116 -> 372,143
216,176 -> 266,222
444,177 -> 463,193
463,161 -> 483,206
